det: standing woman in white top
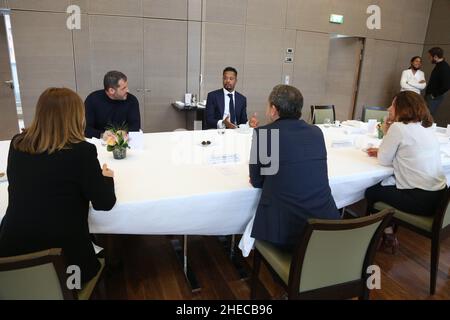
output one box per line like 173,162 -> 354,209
400,56 -> 427,94
365,91 -> 447,218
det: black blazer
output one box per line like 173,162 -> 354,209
250,118 -> 340,246
205,89 -> 248,129
0,138 -> 116,283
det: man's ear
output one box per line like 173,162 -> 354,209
270,105 -> 277,116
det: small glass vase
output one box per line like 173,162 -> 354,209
113,147 -> 127,160
377,127 -> 384,139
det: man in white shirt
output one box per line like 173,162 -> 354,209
400,56 -> 426,94
205,67 -> 258,129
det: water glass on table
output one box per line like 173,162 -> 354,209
367,119 -> 377,134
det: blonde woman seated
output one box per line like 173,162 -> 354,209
0,88 -> 116,284
365,91 -> 447,249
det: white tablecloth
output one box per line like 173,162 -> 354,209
1,126 -> 450,239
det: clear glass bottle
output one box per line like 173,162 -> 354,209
191,94 -> 198,107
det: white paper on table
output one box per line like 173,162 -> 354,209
331,138 -> 354,148
238,215 -> 256,257
216,166 -> 240,177
341,120 -> 365,128
128,130 -> 144,150
342,126 -> 367,135
208,154 -> 240,165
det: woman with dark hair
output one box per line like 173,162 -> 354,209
0,88 -> 116,285
400,56 -> 426,94
365,91 -> 447,248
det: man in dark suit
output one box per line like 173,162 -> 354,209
205,67 -> 258,129
250,85 -> 340,250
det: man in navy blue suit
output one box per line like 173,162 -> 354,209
250,85 -> 340,251
205,67 -> 258,129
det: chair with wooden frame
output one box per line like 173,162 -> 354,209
373,187 -> 450,295
0,248 -> 105,300
310,105 -> 336,124
251,209 -> 393,300
361,106 -> 388,123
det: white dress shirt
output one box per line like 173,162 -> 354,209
217,89 -> 235,129
378,122 -> 447,191
400,69 -> 426,94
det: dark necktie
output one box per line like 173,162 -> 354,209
228,93 -> 236,125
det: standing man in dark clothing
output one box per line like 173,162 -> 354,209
425,47 -> 450,117
85,71 -> 141,138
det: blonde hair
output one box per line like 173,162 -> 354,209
13,88 -> 86,154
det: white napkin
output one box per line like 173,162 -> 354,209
436,135 -> 450,145
440,146 -> 450,157
238,215 -> 256,257
341,120 -> 365,128
92,242 -> 104,254
381,176 -> 396,187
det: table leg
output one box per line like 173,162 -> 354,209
218,235 -> 249,280
170,235 -> 201,292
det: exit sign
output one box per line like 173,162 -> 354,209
330,14 -> 344,24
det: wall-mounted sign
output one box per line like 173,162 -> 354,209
330,14 -> 344,24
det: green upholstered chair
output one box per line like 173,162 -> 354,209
251,209 -> 393,300
361,106 -> 388,123
0,248 -> 105,300
373,187 -> 450,295
310,105 -> 336,124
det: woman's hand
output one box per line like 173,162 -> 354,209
382,117 -> 395,135
366,148 -> 379,158
102,163 -> 114,178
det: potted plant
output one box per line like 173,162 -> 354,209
104,126 -> 130,160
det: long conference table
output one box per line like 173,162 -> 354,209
2,124 -> 450,289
